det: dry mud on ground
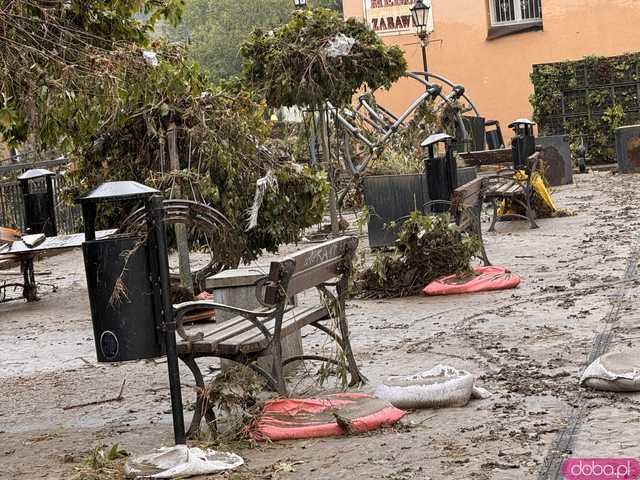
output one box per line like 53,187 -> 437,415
2,171 -> 640,479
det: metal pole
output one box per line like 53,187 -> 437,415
420,33 -> 428,74
146,194 -> 186,445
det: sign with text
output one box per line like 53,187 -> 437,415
363,0 -> 434,37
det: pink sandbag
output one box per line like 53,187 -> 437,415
251,393 -> 406,441
423,266 -> 520,296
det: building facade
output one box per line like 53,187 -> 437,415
343,0 -> 640,131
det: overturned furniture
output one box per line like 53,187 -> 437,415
174,236 -> 367,436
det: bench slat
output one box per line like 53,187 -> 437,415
177,305 -> 328,356
265,237 -> 357,302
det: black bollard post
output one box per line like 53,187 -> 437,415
146,194 -> 186,445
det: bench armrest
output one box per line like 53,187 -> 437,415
173,300 -> 277,342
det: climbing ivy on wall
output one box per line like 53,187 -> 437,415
531,53 -> 640,164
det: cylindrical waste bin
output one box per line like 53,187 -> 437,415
422,133 -> 458,214
78,181 -> 162,363
78,180 -> 187,444
18,168 -> 57,236
508,118 -> 536,172
83,235 -> 162,362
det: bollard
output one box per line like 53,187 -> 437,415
18,169 -> 57,236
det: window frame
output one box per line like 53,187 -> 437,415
489,0 -> 542,27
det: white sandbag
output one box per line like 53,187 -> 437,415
581,351 -> 640,392
124,444 -> 243,479
374,365 -> 488,410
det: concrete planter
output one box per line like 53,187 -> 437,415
205,268 -> 302,375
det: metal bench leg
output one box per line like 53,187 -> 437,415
270,307 -> 288,396
488,199 -> 499,233
22,258 -> 39,302
333,287 -> 367,386
179,355 -> 216,438
524,188 -> 540,229
468,206 -> 491,266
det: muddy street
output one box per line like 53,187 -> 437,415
2,171 -> 640,479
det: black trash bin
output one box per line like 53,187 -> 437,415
78,181 -> 162,363
18,169 -> 57,236
78,180 -> 187,444
421,133 -> 458,214
508,118 -> 537,172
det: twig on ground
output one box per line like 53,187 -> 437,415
63,378 -> 126,410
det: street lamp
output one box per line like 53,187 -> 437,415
411,0 -> 431,73
294,0 -> 307,9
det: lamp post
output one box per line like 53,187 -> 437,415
411,0 -> 431,74
294,0 -> 307,9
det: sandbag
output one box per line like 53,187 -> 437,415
124,445 -> 243,479
423,266 -> 520,296
374,365 -> 490,410
581,351 -> 640,392
252,393 -> 406,441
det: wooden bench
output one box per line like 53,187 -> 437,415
450,177 -> 491,266
482,151 -> 541,233
173,236 -> 367,436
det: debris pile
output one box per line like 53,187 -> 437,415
355,211 -> 481,298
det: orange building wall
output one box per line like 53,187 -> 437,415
344,0 -> 640,131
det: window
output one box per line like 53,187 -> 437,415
490,0 -> 542,26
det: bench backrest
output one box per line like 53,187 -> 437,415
264,236 -> 358,304
451,177 -> 483,211
450,177 -> 483,230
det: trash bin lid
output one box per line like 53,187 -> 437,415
508,118 -> 536,128
421,133 -> 455,148
78,181 -> 160,204
17,168 -> 55,180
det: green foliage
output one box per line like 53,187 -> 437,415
355,211 -> 481,298
0,0 -> 184,147
63,43 -> 328,263
240,8 -> 407,108
530,53 -> 640,163
2,2 -> 329,264
160,0 -> 341,81
71,443 -> 129,480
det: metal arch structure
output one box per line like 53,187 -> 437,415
118,199 -> 241,289
328,71 -> 483,176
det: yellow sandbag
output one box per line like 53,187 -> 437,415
530,171 -> 556,212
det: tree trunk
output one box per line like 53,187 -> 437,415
167,122 -> 194,292
318,108 -> 339,235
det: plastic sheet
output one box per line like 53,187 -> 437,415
325,34 -> 356,57
423,266 -> 520,296
124,445 -> 243,479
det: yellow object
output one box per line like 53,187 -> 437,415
497,170 -> 556,217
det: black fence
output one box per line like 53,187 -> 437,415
0,158 -> 82,234
533,53 -> 640,163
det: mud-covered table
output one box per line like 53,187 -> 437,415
0,230 -> 115,302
